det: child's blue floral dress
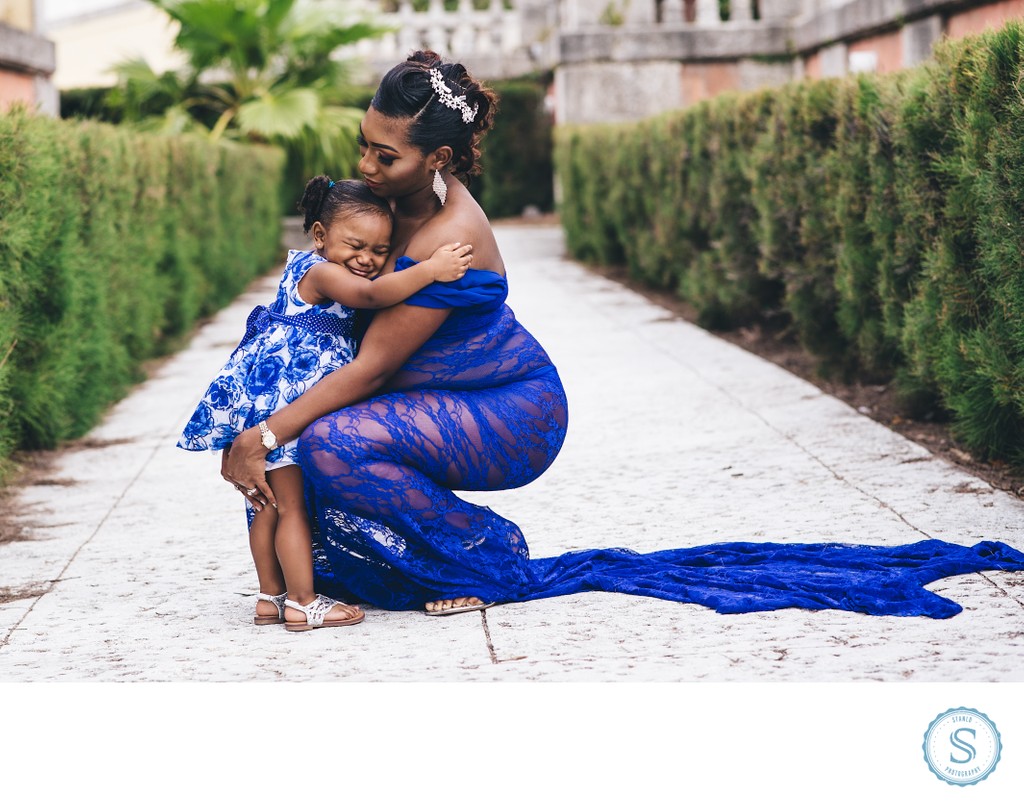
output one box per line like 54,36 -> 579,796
178,249 -> 357,470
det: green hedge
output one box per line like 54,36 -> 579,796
0,110 -> 283,476
556,23 -> 1024,462
471,76 -> 554,219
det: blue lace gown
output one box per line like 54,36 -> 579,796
297,257 -> 1024,619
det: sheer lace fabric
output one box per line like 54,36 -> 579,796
299,265 -> 566,609
297,263 -> 1024,617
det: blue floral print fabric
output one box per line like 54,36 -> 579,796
178,249 -> 357,468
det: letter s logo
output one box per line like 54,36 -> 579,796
949,728 -> 976,764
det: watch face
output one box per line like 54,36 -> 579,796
259,421 -> 275,449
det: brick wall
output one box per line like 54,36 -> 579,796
947,0 -> 1024,38
0,67 -> 35,111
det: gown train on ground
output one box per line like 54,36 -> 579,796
296,259 -> 1024,618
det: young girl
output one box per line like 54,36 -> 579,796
178,177 -> 473,631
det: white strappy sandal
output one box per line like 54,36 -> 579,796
254,592 -> 288,626
284,594 -> 365,632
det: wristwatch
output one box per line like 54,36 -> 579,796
258,420 -> 278,450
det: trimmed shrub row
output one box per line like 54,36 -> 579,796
471,75 -> 554,219
0,110 -> 283,476
556,24 -> 1024,462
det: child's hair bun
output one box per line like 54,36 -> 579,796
298,175 -> 334,234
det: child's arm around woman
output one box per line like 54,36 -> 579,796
296,174 -> 472,310
298,240 -> 472,309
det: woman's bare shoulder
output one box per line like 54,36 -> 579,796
406,193 -> 504,274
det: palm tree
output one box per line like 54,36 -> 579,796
110,0 -> 387,186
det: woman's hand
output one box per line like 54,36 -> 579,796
216,304 -> 450,511
221,428 -> 276,511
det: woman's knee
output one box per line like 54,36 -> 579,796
298,416 -> 349,479
296,411 -> 385,481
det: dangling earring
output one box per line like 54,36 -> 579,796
432,168 -> 447,205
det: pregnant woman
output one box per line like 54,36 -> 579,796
223,51 -> 1024,627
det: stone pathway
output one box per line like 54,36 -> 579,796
1,224 -> 1023,683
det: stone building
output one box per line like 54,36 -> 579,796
43,0 -> 184,90
34,0 -> 1024,123
341,0 -> 1024,121
554,0 -> 1024,122
0,0 -> 57,114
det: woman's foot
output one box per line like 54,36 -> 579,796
424,597 -> 493,615
283,594 -> 364,631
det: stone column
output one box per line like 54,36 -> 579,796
695,0 -> 721,25
901,15 -> 943,69
452,0 -> 475,54
377,30 -> 399,61
730,0 -> 753,23
426,0 -> 448,53
817,41 -> 847,77
488,0 -> 504,50
623,0 -> 657,24
518,0 -> 561,67
31,0 -> 60,118
34,72 -> 59,117
397,0 -> 418,54
560,0 -> 580,31
501,4 -> 522,52
662,0 -> 686,23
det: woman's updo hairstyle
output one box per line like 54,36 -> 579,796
297,176 -> 393,234
371,50 -> 498,177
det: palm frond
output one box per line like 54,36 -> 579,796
237,88 -> 319,140
119,0 -> 381,183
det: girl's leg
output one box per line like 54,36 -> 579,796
248,503 -> 286,621
267,465 -> 363,624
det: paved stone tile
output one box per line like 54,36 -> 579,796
1,224 -> 1022,682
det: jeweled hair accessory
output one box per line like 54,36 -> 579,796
428,68 -> 479,124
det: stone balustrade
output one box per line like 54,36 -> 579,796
344,0 -> 528,78
339,0 -> 994,123
342,0 -> 806,80
556,0 -> 801,28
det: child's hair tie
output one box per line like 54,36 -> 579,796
328,180 -> 335,188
